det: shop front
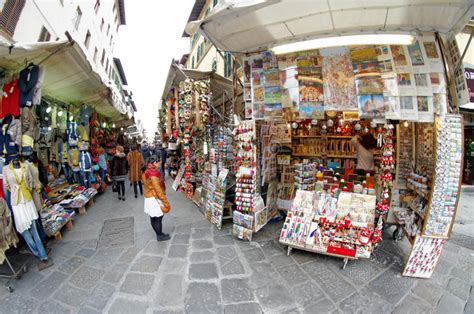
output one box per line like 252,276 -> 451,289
0,39 -> 133,290
178,0 -> 473,278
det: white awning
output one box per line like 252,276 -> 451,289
0,39 -> 128,121
188,0 -> 474,53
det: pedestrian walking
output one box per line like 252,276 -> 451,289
98,147 -> 107,183
143,156 -> 170,241
110,145 -> 128,201
127,144 -> 144,198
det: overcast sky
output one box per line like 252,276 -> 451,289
114,1 -> 195,139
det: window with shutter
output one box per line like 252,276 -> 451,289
0,0 -> 26,37
94,0 -> 100,14
191,56 -> 195,69
93,47 -> 98,63
224,52 -> 232,78
214,0 -> 219,7
101,49 -> 105,65
38,26 -> 51,42
73,6 -> 82,30
84,30 -> 91,48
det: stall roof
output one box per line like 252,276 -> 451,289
161,61 -> 234,107
183,0 -> 207,37
0,39 -> 128,121
188,0 -> 474,53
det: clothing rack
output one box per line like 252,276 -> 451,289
0,253 -> 28,293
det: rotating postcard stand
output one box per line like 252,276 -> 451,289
279,189 -> 379,269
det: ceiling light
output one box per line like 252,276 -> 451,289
272,34 -> 416,55
69,115 -> 74,121
46,106 -> 52,113
58,111 -> 63,117
112,123 -> 116,128
102,122 -> 107,128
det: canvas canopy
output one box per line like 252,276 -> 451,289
186,0 -> 474,54
0,39 -> 129,121
162,61 -> 234,107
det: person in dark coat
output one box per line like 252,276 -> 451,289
110,145 -> 128,201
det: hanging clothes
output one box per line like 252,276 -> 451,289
32,67 -> 45,106
79,151 -> 92,172
18,64 -> 40,107
24,160 -> 43,212
0,197 -> 19,264
0,79 -> 20,118
20,107 -> 38,156
2,162 -> 38,234
67,121 -> 78,146
79,105 -> 93,125
0,116 -> 22,162
69,148 -> 80,172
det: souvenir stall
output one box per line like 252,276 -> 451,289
159,64 -> 236,228
189,0 -> 472,276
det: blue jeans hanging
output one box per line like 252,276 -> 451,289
21,219 -> 48,261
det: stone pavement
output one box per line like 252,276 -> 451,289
0,178 -> 473,313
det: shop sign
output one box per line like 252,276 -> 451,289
465,67 -> 474,103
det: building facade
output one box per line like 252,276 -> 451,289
0,0 -> 135,120
184,0 -> 234,79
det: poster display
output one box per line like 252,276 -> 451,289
407,40 -> 430,73
244,36 -> 447,122
321,47 -> 357,111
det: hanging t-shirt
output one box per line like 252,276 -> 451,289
1,80 -> 20,118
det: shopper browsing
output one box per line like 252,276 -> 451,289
110,145 -> 128,201
143,156 -> 170,241
351,134 -> 377,171
127,144 -> 145,198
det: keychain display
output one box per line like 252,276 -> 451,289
376,124 -> 395,216
403,236 -> 446,278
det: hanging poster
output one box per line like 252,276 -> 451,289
430,73 -> 446,94
243,59 -> 251,82
350,46 -> 380,76
383,74 -> 399,96
396,73 -> 416,96
414,73 -> 433,96
253,86 -> 264,102
262,51 -> 278,70
277,52 -> 297,70
299,79 -> 324,102
321,47 -> 357,111
376,45 -> 391,60
299,102 -> 324,119
357,94 -> 385,119
390,45 -> 412,73
270,121 -> 292,144
244,84 -> 251,101
280,67 -> 299,109
433,93 -> 447,114
407,40 -> 430,73
263,69 -> 280,86
416,96 -> 434,122
399,96 -> 418,121
422,38 -> 444,72
245,101 -> 253,119
253,102 -> 264,119
384,96 -> 401,120
355,75 -> 384,95
264,86 -> 283,117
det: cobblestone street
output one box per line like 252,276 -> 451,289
1,178 -> 473,313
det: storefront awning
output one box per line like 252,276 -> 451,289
0,39 -> 129,122
162,62 -> 234,107
187,0 -> 474,54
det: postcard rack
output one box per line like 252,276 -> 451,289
279,190 -> 378,269
393,114 -> 463,278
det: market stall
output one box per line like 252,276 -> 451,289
0,39 -> 132,291
159,63 -> 237,229
187,0 -> 472,277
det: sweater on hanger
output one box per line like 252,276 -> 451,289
19,64 -> 40,107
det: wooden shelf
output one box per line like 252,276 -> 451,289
292,135 -> 354,139
292,154 -> 356,159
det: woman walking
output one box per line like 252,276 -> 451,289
143,156 -> 170,241
110,145 -> 128,201
128,144 -> 145,198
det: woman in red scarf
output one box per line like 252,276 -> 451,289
143,156 -> 170,241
